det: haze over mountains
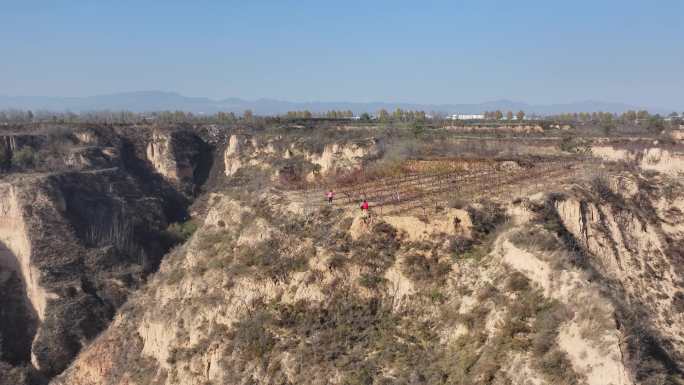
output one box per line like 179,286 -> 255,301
0,91 -> 667,115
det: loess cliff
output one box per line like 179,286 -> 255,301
2,124 -> 683,385
0,126 -> 210,384
53,170 -> 684,385
223,133 -> 381,182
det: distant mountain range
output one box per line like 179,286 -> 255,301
0,91 -> 669,116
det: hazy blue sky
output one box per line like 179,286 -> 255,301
1,0 -> 682,109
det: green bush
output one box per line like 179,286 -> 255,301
643,116 -> 665,133
12,146 -> 37,168
429,289 -> 447,303
0,145 -> 10,171
165,220 -> 198,243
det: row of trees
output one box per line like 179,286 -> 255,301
2,108 -> 681,128
549,111 -> 651,123
482,110 -> 526,121
547,110 -> 683,134
548,110 -> 684,124
0,109 -> 259,125
324,110 -> 354,119
0,108 -> 365,125
283,110 -> 313,119
283,109 -> 429,121
282,110 -> 355,119
376,109 -> 427,122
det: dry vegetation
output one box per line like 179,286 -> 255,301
14,119 -> 681,385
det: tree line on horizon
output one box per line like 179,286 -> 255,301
0,107 -> 682,129
482,110 -> 527,120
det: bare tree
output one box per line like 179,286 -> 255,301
516,110 -> 525,121
243,110 -> 254,121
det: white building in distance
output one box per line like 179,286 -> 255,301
447,114 -> 484,120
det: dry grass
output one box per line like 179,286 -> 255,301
401,253 -> 451,284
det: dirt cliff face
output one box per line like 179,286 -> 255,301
146,130 -> 212,195
53,168 -> 684,385
51,166 -> 684,385
223,133 -> 380,181
0,126 -> 211,384
552,173 -> 684,378
591,145 -> 684,176
0,170 -> 170,379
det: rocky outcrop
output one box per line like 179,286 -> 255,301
592,145 -> 684,175
591,145 -> 636,163
640,148 -> 684,175
146,130 -> 211,194
670,129 -> 684,142
349,208 -> 472,241
72,129 -> 100,146
63,146 -> 120,169
305,141 -> 380,177
223,134 -> 246,176
223,134 -> 380,180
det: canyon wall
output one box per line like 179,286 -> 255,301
0,127 -> 211,383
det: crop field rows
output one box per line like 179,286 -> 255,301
370,161 -> 582,216
292,156 -> 601,216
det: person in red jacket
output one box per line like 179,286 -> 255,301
360,199 -> 370,224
